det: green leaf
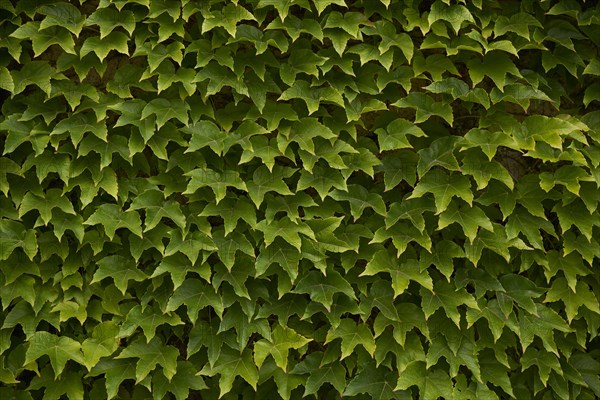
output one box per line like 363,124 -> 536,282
292,270 -> 356,311
120,304 -> 183,343
438,201 -> 494,242
85,7 -> 136,38
290,353 -> 346,396
115,337 -> 179,382
417,136 -> 462,177
256,217 -> 315,252
0,220 -> 38,261
81,321 -> 120,370
128,190 -> 186,232
11,61 -> 55,96
141,98 -> 190,130
545,278 -> 600,323
520,347 -> 561,386
151,361 -> 207,400
165,278 -> 224,323
18,188 -> 75,226
84,204 -> 143,240
421,280 -> 479,327
38,3 -> 84,36
87,358 -> 137,399
409,170 -> 474,214
202,4 -> 256,37
325,318 -> 376,359
343,361 -> 398,400
393,92 -> 454,125
91,255 -> 147,295
80,31 -> 130,62
499,274 -> 544,316
10,22 -> 76,57
395,362 -> 454,400
254,324 -> 311,371
330,184 -> 386,220
362,249 -> 433,297
184,168 -> 247,204
375,118 -> 426,151
198,347 -> 259,398
246,165 -> 295,207
52,113 -> 108,146
25,332 -> 85,376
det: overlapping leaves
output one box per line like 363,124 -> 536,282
0,0 -> 599,399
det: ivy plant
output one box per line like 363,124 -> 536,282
0,0 -> 599,399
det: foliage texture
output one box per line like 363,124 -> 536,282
0,0 -> 599,399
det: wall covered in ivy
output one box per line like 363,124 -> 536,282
0,0 -> 599,399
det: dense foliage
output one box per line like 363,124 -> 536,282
0,0 -> 599,398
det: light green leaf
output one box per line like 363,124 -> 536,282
115,337 -> 179,382
25,332 -> 85,376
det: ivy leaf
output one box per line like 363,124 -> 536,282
330,184 -> 386,220
545,278 -> 600,323
87,358 -> 137,399
52,113 -> 108,146
25,332 -> 85,376
141,98 -> 190,130
80,31 -> 130,62
202,4 -> 256,37
375,118 -> 425,151
499,274 -> 544,316
18,189 -> 75,226
246,165 -> 295,207
417,136 -> 462,177
128,190 -> 186,232
421,281 -> 480,327
325,318 -> 376,359
553,199 -> 598,241
199,196 -> 256,236
371,222 -> 432,256
292,270 -> 356,311
521,347 -> 561,386
38,3 -> 84,36
81,321 -> 120,370
115,337 -> 179,382
198,347 -> 259,398
11,61 -> 55,96
290,353 -> 346,396
409,170 -> 474,214
10,22 -> 76,57
297,165 -> 348,199
393,92 -> 454,125
187,320 -> 223,366
254,324 -> 311,371
91,255 -> 147,295
420,240 -> 465,281
85,7 -> 136,38
461,128 -> 516,161
395,362 -> 454,400
467,52 -> 522,91
120,305 -> 183,343
151,361 -> 207,400
256,217 -> 315,252
438,202 -> 494,243
386,197 -> 435,233
84,204 -> 143,240
165,278 -> 224,323
0,220 -> 38,261
343,361 -> 398,400
379,151 -> 418,190
362,249 -> 433,297
184,168 -> 247,204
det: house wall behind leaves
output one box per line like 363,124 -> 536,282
0,0 -> 599,399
